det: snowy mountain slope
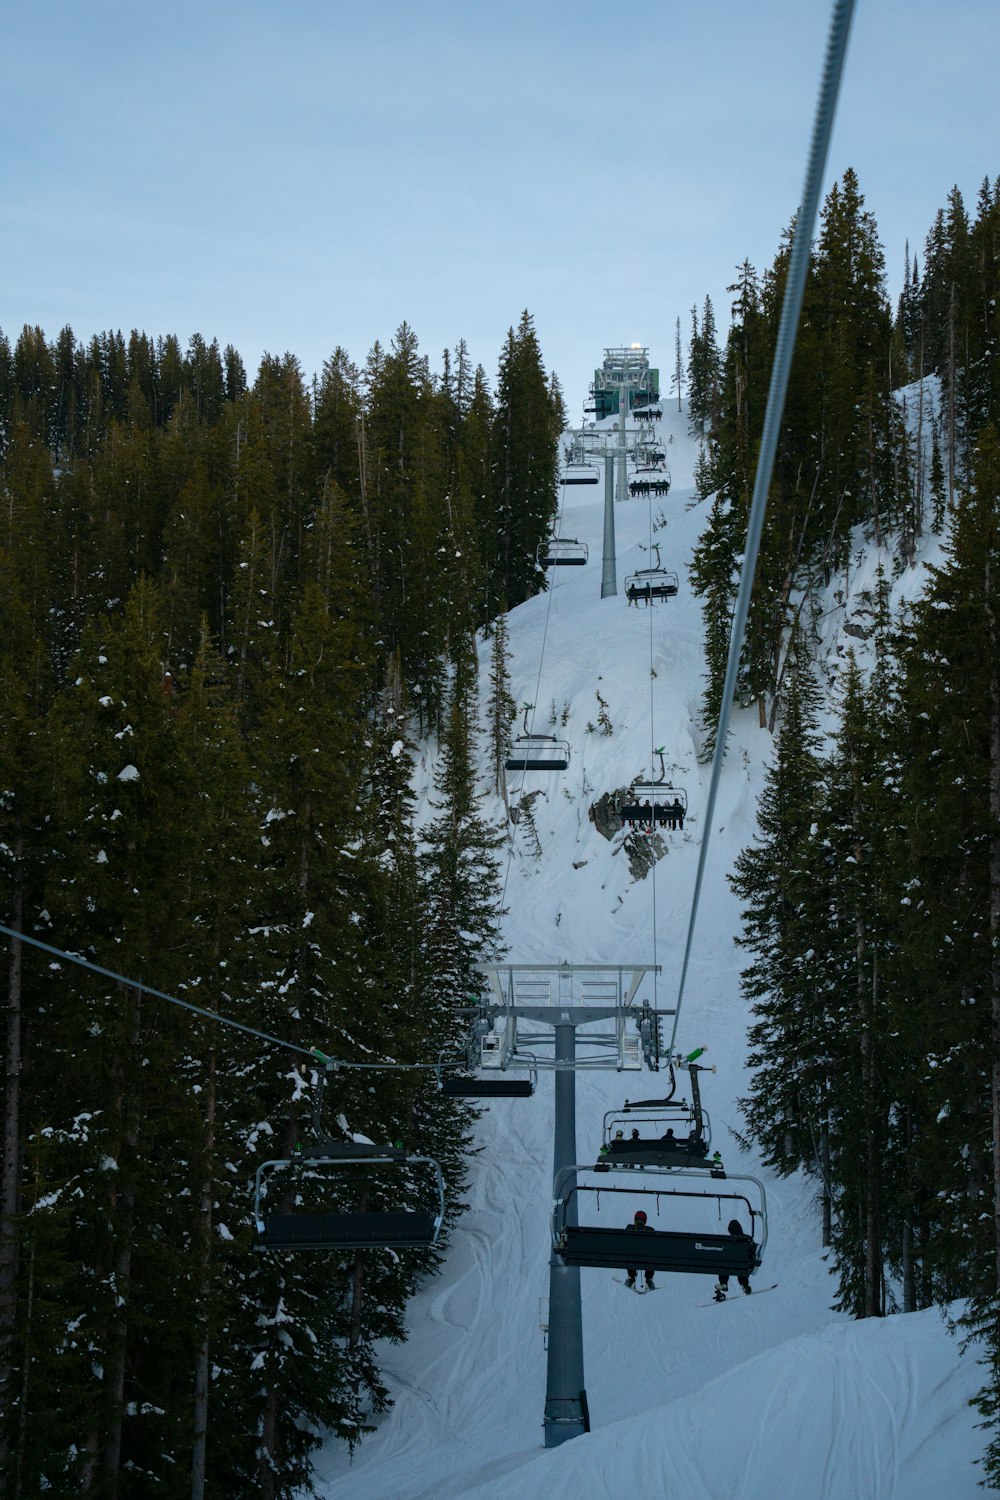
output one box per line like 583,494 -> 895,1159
314,396 -> 983,1499
445,1306 -> 980,1500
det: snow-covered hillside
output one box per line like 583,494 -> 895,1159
313,397 -> 983,1499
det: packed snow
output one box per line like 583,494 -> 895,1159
313,395 -> 984,1498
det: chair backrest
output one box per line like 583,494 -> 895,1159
258,1209 -> 438,1251
556,1224 -> 757,1276
440,1076 -> 534,1098
607,1137 -> 708,1168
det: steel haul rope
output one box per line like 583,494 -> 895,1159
670,0 -> 857,1051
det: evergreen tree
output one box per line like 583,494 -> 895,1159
312,347 -> 363,514
733,636 -> 829,1181
459,365 -> 495,626
693,441 -> 717,502
689,493 -> 740,760
485,608 -> 516,796
11,325 -> 57,449
185,334 -> 227,426
0,312 -> 568,1492
818,654 -> 899,1317
0,551 -> 50,1496
486,311 -> 560,615
420,636 -> 505,1005
234,580 -> 382,1495
687,296 -> 721,438
671,315 -> 685,412
364,322 -> 450,727
171,625 -> 260,1500
929,421 -> 947,533
887,430 -> 1000,1469
29,580 -> 219,1492
223,344 -> 247,404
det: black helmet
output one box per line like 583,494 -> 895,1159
728,1219 -> 744,1237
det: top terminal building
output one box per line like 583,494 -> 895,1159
591,345 -> 659,420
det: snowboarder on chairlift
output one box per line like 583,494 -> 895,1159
714,1219 -> 753,1301
625,1208 -> 655,1290
622,1126 -> 643,1169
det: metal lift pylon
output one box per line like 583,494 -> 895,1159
476,962 -> 666,1449
601,451 -> 616,600
545,1018 -> 585,1445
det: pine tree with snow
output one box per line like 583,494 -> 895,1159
690,493 -> 741,760
420,635 -> 505,1007
485,608 -> 517,797
885,430 -> 1000,1452
929,422 -> 947,533
0,550 -> 53,1490
817,653 -> 901,1318
28,580 -> 237,1489
733,634 -> 829,1179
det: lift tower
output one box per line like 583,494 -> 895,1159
477,961 -> 666,1447
564,346 -> 658,598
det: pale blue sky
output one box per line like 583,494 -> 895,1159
2,0 -> 996,408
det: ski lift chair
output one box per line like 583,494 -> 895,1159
562,462 -> 600,486
436,1053 -> 537,1098
551,1164 -> 766,1278
601,1098 -> 711,1168
505,735 -> 571,772
619,783 -> 687,827
254,1143 -> 445,1251
505,704 -> 571,774
537,537 -> 589,568
624,569 -> 679,605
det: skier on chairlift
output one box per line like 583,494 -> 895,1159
624,1208 -> 655,1290
599,1129 -> 624,1159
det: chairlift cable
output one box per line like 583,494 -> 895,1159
0,921 -> 447,1074
0,921 -> 330,1063
669,0 -> 856,1053
499,470 -> 569,914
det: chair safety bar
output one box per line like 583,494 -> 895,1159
254,1150 -> 446,1251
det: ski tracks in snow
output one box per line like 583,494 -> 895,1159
819,1339 -> 901,1500
417,1106 -> 544,1432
